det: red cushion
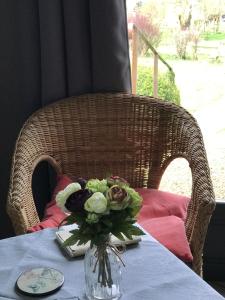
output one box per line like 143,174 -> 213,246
136,188 -> 190,222
27,181 -> 193,262
136,188 -> 192,262
27,174 -> 72,233
140,216 -> 193,262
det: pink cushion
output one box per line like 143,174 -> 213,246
136,188 -> 192,262
27,180 -> 193,262
140,216 -> 193,262
27,174 -> 72,233
136,188 -> 190,222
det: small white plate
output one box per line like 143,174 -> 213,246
16,267 -> 64,296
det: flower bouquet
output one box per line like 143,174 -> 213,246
56,175 -> 144,300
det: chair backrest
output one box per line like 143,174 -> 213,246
7,93 -> 215,275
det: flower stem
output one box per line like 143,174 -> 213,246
95,243 -> 113,288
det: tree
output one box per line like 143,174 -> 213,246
200,0 -> 225,32
173,0 -> 206,59
128,1 -> 164,54
173,1 -> 193,59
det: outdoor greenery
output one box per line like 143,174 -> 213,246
201,32 -> 225,41
127,0 -> 225,199
129,0 -> 225,60
137,66 -> 181,105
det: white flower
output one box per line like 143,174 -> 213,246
84,192 -> 108,214
56,182 -> 81,211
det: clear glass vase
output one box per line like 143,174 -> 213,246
84,241 -> 122,300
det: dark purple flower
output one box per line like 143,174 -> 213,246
65,189 -> 92,213
77,178 -> 87,190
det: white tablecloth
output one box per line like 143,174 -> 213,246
0,228 -> 223,300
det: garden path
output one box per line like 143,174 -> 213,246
159,60 -> 225,199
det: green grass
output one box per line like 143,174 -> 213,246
158,53 -> 179,61
201,32 -> 225,41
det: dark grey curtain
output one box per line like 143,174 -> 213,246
0,0 -> 131,238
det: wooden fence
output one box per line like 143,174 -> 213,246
128,24 -> 175,96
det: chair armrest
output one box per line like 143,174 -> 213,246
7,120 -> 61,234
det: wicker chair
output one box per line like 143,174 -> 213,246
7,93 -> 215,276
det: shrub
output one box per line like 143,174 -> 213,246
175,30 -> 191,60
136,66 -> 181,105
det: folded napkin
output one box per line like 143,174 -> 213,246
56,230 -> 141,257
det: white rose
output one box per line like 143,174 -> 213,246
56,182 -> 81,211
84,192 -> 108,214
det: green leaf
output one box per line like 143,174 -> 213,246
63,234 -> 80,247
73,212 -> 86,225
111,231 -> 126,241
121,230 -> 133,240
128,225 -> 145,236
101,218 -> 113,228
77,235 -> 90,246
69,229 -> 80,235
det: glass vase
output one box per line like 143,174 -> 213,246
84,241 -> 122,300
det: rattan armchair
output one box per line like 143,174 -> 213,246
7,93 -> 215,276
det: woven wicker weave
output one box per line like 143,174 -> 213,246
7,93 -> 215,276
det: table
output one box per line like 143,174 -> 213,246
0,228 -> 223,300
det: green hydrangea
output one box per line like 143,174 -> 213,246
125,187 -> 143,216
86,213 -> 99,224
86,179 -> 108,193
